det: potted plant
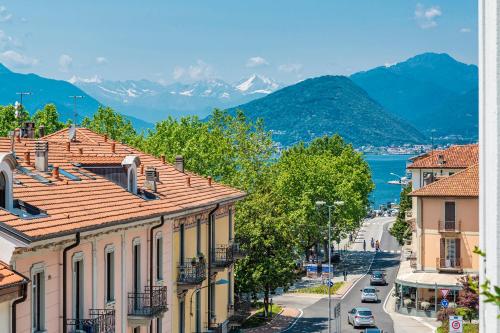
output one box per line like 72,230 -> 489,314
420,301 -> 431,311
404,298 -> 413,307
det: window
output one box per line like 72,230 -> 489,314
228,208 -> 233,241
0,172 -> 6,209
105,246 -> 115,303
156,235 -> 163,281
228,271 -> 233,306
32,267 -> 45,331
445,202 -> 456,222
195,290 -> 201,333
133,327 -> 140,333
196,219 -> 201,255
133,240 -> 141,293
156,317 -> 162,333
73,255 -> 84,321
180,224 -> 185,264
179,298 -> 185,333
210,282 -> 216,322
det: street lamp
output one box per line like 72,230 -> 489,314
315,200 -> 344,333
190,278 -> 229,332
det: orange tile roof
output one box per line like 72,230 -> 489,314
0,261 -> 27,289
410,164 -> 478,197
0,128 -> 246,240
407,144 -> 478,169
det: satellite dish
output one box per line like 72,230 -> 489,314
69,124 -> 77,142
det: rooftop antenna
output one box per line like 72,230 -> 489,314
69,95 -> 84,126
15,92 -> 31,127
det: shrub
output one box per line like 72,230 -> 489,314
437,307 -> 456,322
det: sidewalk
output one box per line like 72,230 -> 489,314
241,308 -> 301,333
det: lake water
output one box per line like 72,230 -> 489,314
364,154 -> 412,209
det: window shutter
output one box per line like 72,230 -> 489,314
455,238 -> 461,260
440,238 -> 445,259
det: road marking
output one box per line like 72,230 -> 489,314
280,308 -> 304,332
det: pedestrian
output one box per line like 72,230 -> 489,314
363,239 -> 366,251
343,270 -> 347,281
349,234 -> 353,242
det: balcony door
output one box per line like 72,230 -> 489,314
441,238 -> 461,267
72,258 -> 84,322
445,202 -> 456,229
133,242 -> 141,293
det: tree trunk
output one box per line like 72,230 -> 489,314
263,287 -> 269,317
323,241 -> 328,263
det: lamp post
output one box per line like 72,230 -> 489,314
316,200 -> 344,333
190,278 -> 229,333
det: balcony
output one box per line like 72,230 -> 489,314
177,259 -> 206,287
230,241 -> 245,260
436,257 -> 462,273
66,309 -> 115,333
212,245 -> 234,269
128,286 -> 168,321
438,220 -> 461,233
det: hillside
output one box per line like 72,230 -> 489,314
350,53 -> 478,138
0,64 -> 151,130
228,76 -> 426,147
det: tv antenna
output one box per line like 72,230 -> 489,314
16,91 -> 32,109
69,95 -> 84,126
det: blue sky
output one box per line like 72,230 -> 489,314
0,0 -> 477,84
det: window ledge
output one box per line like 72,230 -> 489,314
105,300 -> 116,308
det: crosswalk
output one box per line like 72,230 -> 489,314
379,249 -> 401,254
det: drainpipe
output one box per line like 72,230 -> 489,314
207,204 -> 219,329
62,232 -> 80,333
11,272 -> 29,333
150,216 -> 165,305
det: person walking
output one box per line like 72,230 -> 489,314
363,239 -> 366,251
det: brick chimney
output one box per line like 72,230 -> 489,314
34,141 -> 49,172
52,165 -> 60,179
111,142 -> 116,153
65,141 -> 71,152
175,155 -> 184,173
38,125 -> 45,138
24,151 -> 31,165
161,155 -> 166,164
145,166 -> 159,192
207,176 -> 212,186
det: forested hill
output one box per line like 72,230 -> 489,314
228,75 -> 426,147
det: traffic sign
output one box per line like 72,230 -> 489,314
440,288 -> 450,298
441,299 -> 449,308
327,280 -> 334,287
449,315 -> 463,333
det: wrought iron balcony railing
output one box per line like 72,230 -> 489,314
438,220 -> 461,233
66,309 -> 115,333
436,257 -> 462,272
230,241 -> 245,259
212,245 -> 234,268
128,286 -> 168,317
177,259 -> 206,285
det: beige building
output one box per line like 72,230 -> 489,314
395,145 -> 478,317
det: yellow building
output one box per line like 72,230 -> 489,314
171,203 -> 243,333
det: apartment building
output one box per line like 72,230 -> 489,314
395,145 -> 478,317
0,126 -> 245,333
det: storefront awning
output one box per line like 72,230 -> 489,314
395,259 -> 463,290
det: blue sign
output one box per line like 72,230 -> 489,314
441,299 -> 449,308
327,280 -> 334,287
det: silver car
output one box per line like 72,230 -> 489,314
360,287 -> 379,303
347,307 -> 375,328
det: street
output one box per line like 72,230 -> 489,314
275,216 -> 401,333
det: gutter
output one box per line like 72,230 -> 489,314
149,216 -> 164,308
62,232 -> 80,333
11,267 -> 29,333
207,203 -> 219,329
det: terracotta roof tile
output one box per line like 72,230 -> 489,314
0,261 -> 27,288
0,128 -> 245,240
410,164 -> 478,197
407,144 -> 478,169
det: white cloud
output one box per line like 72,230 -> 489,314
173,60 -> 214,81
278,63 -> 302,73
414,4 -> 442,29
0,30 -> 22,50
58,54 -> 73,72
96,56 -> 108,65
0,50 -> 38,68
460,27 -> 471,33
0,6 -> 12,23
246,56 -> 269,68
68,75 -> 102,84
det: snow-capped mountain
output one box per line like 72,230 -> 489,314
74,74 -> 281,122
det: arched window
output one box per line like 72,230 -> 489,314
0,172 -> 6,209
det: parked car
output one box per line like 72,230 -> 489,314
347,307 -> 375,328
360,287 -> 379,303
364,329 -> 384,333
370,270 -> 387,286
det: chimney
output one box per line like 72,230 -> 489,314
104,134 -> 108,142
111,142 -> 116,153
78,147 -> 83,155
207,176 -> 212,186
65,141 -> 71,152
15,128 -> 21,143
437,154 -> 445,165
175,155 -> 184,173
22,121 -> 35,139
140,164 -> 144,175
34,141 -> 49,172
186,176 -> 191,187
52,165 -> 60,179
24,151 -> 31,165
145,166 -> 159,192
38,125 -> 45,138
161,155 -> 166,164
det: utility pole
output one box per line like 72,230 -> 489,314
16,91 -> 32,109
69,95 -> 84,126
15,92 -> 31,128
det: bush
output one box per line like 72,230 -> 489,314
437,307 -> 456,322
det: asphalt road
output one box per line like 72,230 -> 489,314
281,216 -> 401,333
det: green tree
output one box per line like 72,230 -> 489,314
389,183 -> 413,245
81,106 -> 139,144
32,104 -> 64,135
0,104 -> 29,136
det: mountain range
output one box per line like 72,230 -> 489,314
73,74 -> 281,123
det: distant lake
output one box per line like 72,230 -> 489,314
364,154 -> 412,209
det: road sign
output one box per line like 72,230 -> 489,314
440,288 -> 450,298
327,280 -> 334,287
449,315 -> 463,333
441,299 -> 449,308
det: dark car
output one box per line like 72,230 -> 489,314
370,270 -> 387,286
